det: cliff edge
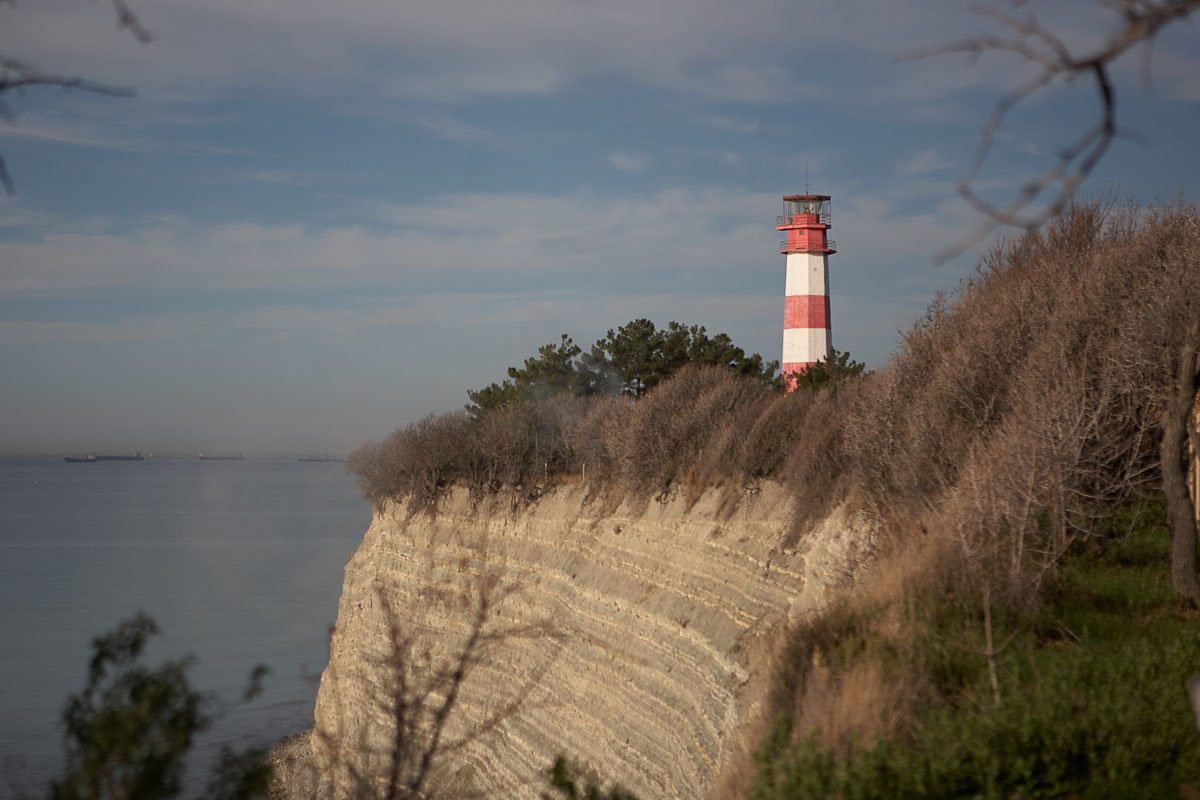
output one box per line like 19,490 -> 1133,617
307,483 -> 872,799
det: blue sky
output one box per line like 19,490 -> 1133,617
2,0 -> 1198,455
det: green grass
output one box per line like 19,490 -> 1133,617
749,497 -> 1200,799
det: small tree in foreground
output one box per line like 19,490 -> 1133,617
50,613 -> 270,800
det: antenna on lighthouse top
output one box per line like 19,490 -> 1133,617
805,163 -> 809,195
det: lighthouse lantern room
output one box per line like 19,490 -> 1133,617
777,193 -> 836,391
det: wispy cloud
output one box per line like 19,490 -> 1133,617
0,113 -> 143,151
1,183 -> 982,300
0,107 -> 244,157
608,152 -> 649,173
414,113 -> 495,144
896,148 -> 955,178
693,112 -> 759,134
0,0 -> 1027,105
0,198 -> 58,229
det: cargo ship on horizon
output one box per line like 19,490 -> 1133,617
64,452 -> 145,462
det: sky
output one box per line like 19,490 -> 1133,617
1,0 -> 1198,456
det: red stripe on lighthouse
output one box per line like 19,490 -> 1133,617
782,361 -> 818,373
783,295 -> 829,329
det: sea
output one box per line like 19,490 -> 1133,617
0,456 -> 371,796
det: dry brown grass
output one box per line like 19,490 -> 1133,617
796,658 -> 918,758
715,536 -> 945,800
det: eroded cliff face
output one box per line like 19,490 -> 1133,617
309,483 -> 872,799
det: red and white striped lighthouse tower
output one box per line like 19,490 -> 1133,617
777,193 -> 836,391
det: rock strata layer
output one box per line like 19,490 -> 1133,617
310,483 -> 870,799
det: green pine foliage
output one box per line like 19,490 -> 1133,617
466,319 -> 783,414
584,319 -> 779,398
788,348 -> 865,392
467,335 -> 610,417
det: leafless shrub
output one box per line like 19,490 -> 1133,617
536,392 -> 593,475
345,413 -> 473,512
690,391 -> 772,495
737,391 -> 814,482
836,199 -> 1200,600
346,441 -> 391,512
780,387 -> 857,543
571,394 -> 635,488
401,413 -> 475,510
464,402 -> 540,497
618,366 -> 772,498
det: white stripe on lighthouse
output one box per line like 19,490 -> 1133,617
784,252 -> 828,297
782,328 -> 828,364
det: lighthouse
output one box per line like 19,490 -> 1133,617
777,194 -> 836,391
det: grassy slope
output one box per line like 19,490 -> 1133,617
749,497 -> 1200,799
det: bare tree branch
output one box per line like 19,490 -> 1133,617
111,0 -> 153,44
0,1 -> 149,194
901,0 -> 1200,261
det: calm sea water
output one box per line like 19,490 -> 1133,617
0,457 -> 371,795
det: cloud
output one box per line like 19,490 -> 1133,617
693,112 -> 759,134
0,103 -> 245,157
0,112 -> 143,151
0,0 -> 1038,106
0,189 -> 752,294
413,113 -> 496,144
0,183 -> 983,310
896,148 -> 955,178
608,152 -> 649,173
0,198 -> 58,229
244,170 -> 320,187
8,0 -> 1194,135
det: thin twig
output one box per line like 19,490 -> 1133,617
0,1 -> 148,194
900,0 -> 1200,261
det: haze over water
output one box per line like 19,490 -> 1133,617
0,457 -> 370,793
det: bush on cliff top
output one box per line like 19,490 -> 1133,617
744,496 -> 1200,800
347,363 -> 836,511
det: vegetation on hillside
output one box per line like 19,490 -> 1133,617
720,199 -> 1200,798
351,199 -> 1200,603
349,200 -> 1200,796
741,497 -> 1200,799
350,321 -> 861,510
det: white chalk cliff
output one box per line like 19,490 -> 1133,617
307,483 -> 872,799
